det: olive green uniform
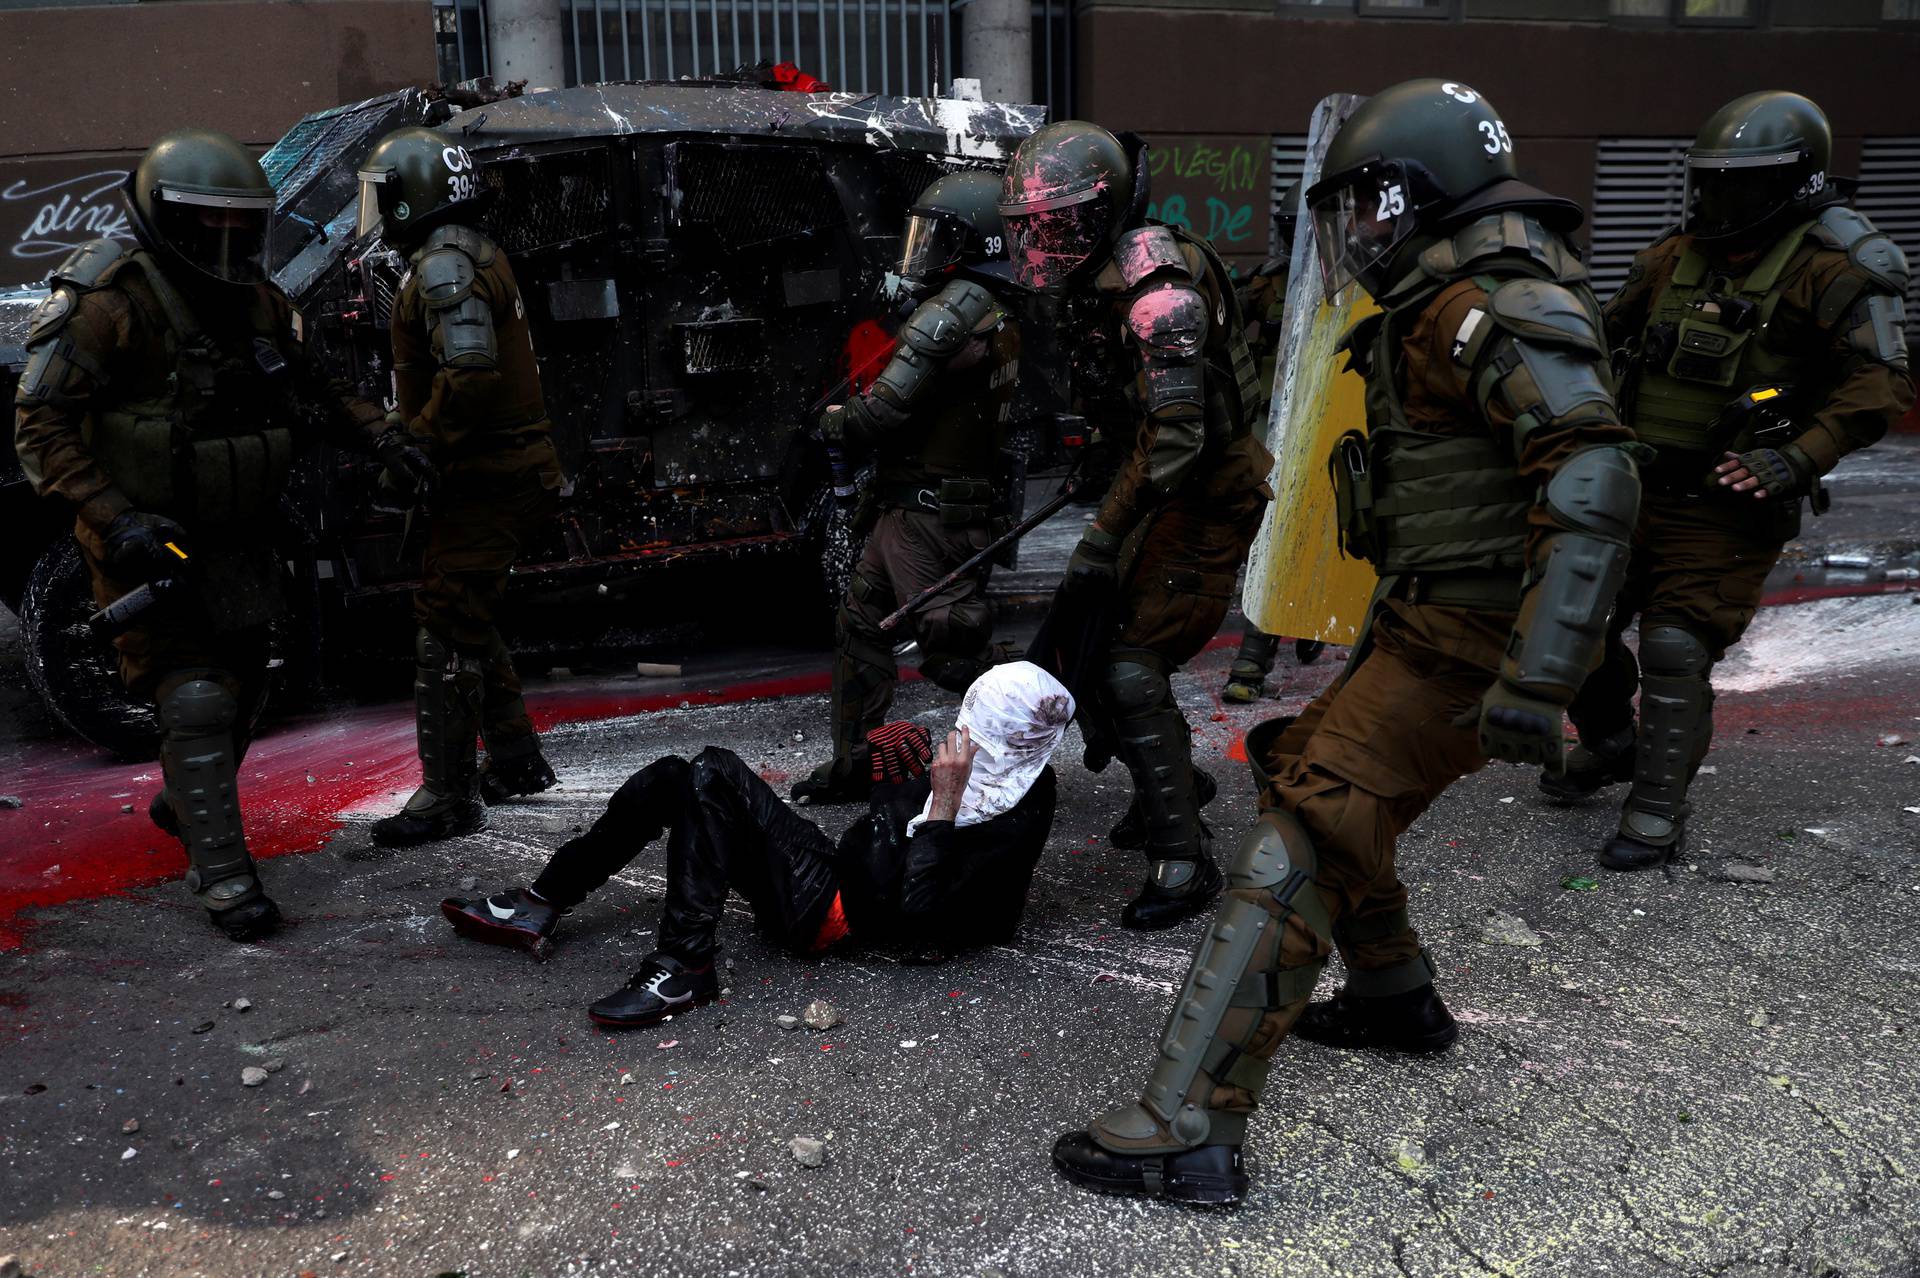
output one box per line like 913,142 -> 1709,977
822,278 -> 1020,781
1082,208 -> 1639,1159
389,223 -> 564,772
1569,208 -> 1914,850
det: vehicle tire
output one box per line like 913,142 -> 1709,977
20,540 -> 162,760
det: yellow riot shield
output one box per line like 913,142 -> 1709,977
1244,93 -> 1377,646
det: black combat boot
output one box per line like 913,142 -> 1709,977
440,887 -> 560,960
149,789 -> 180,840
372,631 -> 487,847
1294,638 -> 1326,665
1109,769 -> 1217,851
790,751 -> 873,806
1121,853 -> 1224,931
1051,1132 -> 1247,1207
1538,727 -> 1635,804
586,952 -> 720,1028
1598,818 -> 1684,872
1294,983 -> 1458,1055
158,679 -> 282,943
1220,630 -> 1280,705
478,750 -> 558,805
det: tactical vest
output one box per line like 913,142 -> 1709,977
76,247 -> 296,524
1337,212 -> 1590,584
1624,218 -> 1820,458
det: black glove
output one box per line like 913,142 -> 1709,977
101,511 -> 189,583
1454,679 -> 1567,771
818,404 -> 847,445
1712,444 -> 1814,503
376,423 -> 437,499
1063,525 -> 1123,600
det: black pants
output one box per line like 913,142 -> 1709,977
530,746 -> 840,963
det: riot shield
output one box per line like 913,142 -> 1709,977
1243,93 -> 1377,647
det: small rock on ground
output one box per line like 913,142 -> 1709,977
802,1000 -> 843,1031
240,1067 -> 269,1087
775,1014 -> 800,1031
1719,862 -> 1779,884
1482,910 -> 1543,948
790,1135 -> 827,1168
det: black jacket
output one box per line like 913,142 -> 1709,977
834,767 -> 1058,952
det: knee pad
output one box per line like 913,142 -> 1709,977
1104,658 -> 1170,718
159,678 -> 237,735
1226,808 -> 1318,890
1639,624 -> 1710,678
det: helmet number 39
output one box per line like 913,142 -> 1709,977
1478,119 -> 1513,156
443,145 -> 478,203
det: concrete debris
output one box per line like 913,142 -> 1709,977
1877,733 -> 1908,747
775,1015 -> 800,1031
264,1058 -> 287,1074
1749,1009 -> 1771,1028
1395,1137 -> 1427,1171
120,804 -> 133,813
121,1119 -> 139,1134
0,796 -> 22,809
191,1022 -> 214,1035
240,1067 -> 269,1087
120,1147 -> 137,1161
1720,863 -> 1778,884
635,662 -> 683,677
298,1079 -> 314,1096
231,997 -> 252,1013
460,877 -> 480,892
802,1000 -> 843,1031
1482,911 -> 1543,948
789,1135 -> 827,1168
619,1072 -> 635,1085
267,1190 -> 286,1200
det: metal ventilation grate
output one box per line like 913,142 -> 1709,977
480,148 -> 613,255
1270,134 -> 1310,260
1854,137 -> 1920,343
668,142 -> 845,246
1588,138 -> 1689,302
679,319 -> 767,374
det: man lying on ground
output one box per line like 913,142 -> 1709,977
440,661 -> 1072,1028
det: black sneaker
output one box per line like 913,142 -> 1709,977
1051,1132 -> 1247,1206
1109,769 -> 1219,851
479,752 -> 559,806
587,953 -> 720,1029
1121,855 -> 1224,931
1294,983 -> 1458,1055
441,888 -> 559,961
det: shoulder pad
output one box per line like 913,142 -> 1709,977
901,282 -> 992,358
49,238 -> 130,291
1484,279 -> 1604,356
1422,212 -> 1587,288
932,277 -> 999,332
1125,281 -> 1208,357
23,286 -> 78,345
422,222 -> 498,266
1849,231 -> 1910,293
1113,225 -> 1189,289
417,243 -> 478,307
1808,205 -> 1876,252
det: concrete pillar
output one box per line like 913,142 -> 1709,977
963,0 -> 1033,105
487,0 -> 567,91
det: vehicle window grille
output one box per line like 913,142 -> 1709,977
679,319 -> 768,374
874,151 -> 985,212
480,149 -> 614,254
669,142 -> 844,245
262,98 -> 396,201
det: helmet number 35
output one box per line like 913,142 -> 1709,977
443,145 -> 478,202
1478,119 -> 1513,156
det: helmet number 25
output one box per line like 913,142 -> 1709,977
1375,183 -> 1407,223
1478,119 -> 1513,156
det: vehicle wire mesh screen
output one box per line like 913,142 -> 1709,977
261,97 -> 402,200
874,151 -> 992,214
667,142 -> 844,246
679,319 -> 767,374
480,148 -> 614,254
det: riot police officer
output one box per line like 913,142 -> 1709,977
1542,92 -> 1913,870
1052,80 -> 1643,1204
13,129 -> 394,940
792,170 -> 1021,805
1000,122 -> 1272,930
355,127 -> 567,847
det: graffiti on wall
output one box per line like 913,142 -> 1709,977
0,158 -> 139,285
1141,135 -> 1269,260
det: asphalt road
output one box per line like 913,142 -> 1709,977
2,445 -> 1919,1278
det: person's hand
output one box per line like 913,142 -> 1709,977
1063,526 -> 1122,600
1454,680 -> 1567,771
376,423 -> 437,500
928,726 -> 980,822
101,511 -> 189,583
1712,446 -> 1811,502
818,404 -> 847,445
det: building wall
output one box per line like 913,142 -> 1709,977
1076,7 -> 1920,268
0,0 -> 434,285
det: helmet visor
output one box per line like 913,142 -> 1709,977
356,170 -> 395,242
1306,160 -> 1418,300
154,188 -> 273,284
899,210 -> 970,281
1000,197 -> 1109,293
1682,152 -> 1804,242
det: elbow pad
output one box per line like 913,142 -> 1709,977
869,278 -> 999,418
1503,445 -> 1642,701
419,245 -> 498,370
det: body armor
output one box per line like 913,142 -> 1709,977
1624,207 -> 1908,474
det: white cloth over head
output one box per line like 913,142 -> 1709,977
908,660 -> 1076,835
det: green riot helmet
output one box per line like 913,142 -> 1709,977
1682,92 -> 1834,245
997,121 -> 1134,292
124,128 -> 276,286
356,126 -> 485,248
1273,178 -> 1304,257
1306,79 -> 1577,299
900,169 -> 1012,284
